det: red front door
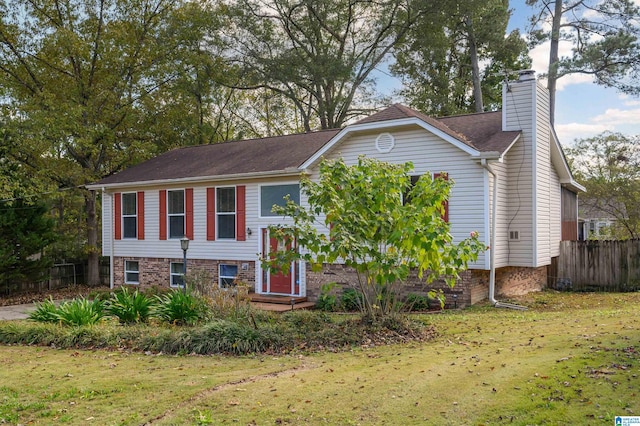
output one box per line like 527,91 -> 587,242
262,229 -> 296,294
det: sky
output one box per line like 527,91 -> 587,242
375,0 -> 640,146
508,0 -> 640,145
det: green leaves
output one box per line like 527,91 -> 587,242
263,157 -> 486,320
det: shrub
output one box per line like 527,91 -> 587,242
405,293 -> 430,311
316,282 -> 338,311
154,290 -> 207,325
340,288 -> 363,312
28,297 -> 59,323
105,287 -> 155,325
55,297 -> 105,326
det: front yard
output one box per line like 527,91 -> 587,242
1,291 -> 639,425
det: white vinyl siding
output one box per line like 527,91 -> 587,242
489,161 -> 510,268
109,178 -> 298,263
535,83 -> 552,266
502,80 -> 536,267
314,126 -> 487,269
102,193 -> 113,257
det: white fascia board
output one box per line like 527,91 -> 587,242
550,129 -> 585,193
85,168 -> 302,191
300,117 -> 480,169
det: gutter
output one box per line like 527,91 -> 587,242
480,160 -> 527,310
86,168 -> 303,191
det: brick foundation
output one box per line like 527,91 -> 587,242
112,257 -> 256,290
111,257 -> 546,307
305,264 -> 547,308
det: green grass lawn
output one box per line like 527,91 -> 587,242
1,291 -> 639,425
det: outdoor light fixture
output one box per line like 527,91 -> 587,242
247,227 -> 252,236
180,236 -> 189,293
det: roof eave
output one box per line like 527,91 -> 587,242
86,168 -> 302,191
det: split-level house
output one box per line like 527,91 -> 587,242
88,71 -> 584,308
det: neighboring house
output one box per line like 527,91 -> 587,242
578,204 -> 618,240
87,70 -> 584,307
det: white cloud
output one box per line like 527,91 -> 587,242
592,108 -> 640,125
555,122 -> 613,144
529,41 -> 595,91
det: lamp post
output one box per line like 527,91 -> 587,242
180,236 -> 189,293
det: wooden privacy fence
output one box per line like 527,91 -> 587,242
557,239 -> 640,291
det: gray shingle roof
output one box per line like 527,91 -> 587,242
92,105 -> 521,187
95,129 -> 340,186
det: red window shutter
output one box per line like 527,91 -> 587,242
434,173 -> 449,223
137,191 -> 145,240
159,190 -> 167,240
114,193 -> 122,240
236,185 -> 246,241
206,188 -> 216,241
185,188 -> 194,240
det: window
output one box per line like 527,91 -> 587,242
261,184 -> 300,216
403,175 -> 420,205
219,264 -> 238,288
122,193 -> 137,238
124,260 -> 139,284
170,262 -> 185,288
168,190 -> 185,239
217,187 -> 236,239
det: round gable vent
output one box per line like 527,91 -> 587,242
375,132 -> 395,153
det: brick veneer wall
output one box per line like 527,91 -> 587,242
494,266 -> 547,296
113,257 -> 256,290
305,264 -> 547,308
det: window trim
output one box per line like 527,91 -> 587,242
216,186 -> 237,240
124,260 -> 140,284
167,189 -> 185,239
169,262 -> 185,288
259,183 -> 301,218
219,263 -> 239,288
121,192 -> 138,239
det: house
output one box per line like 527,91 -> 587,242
87,70 -> 584,308
578,204 -> 618,240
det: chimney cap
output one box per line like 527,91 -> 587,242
518,69 -> 536,81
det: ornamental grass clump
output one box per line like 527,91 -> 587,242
55,297 -> 105,326
105,286 -> 155,325
154,290 -> 208,325
28,297 -> 59,323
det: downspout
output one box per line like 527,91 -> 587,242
481,160 -> 527,310
103,187 -> 114,290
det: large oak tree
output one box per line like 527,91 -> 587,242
0,0 -> 214,284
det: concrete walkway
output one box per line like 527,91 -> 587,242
0,302 -> 39,321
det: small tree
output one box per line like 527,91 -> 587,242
0,199 -> 57,292
263,157 -> 485,321
566,131 -> 640,239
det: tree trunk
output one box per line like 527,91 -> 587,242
467,17 -> 484,113
547,0 -> 564,125
85,189 -> 100,286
